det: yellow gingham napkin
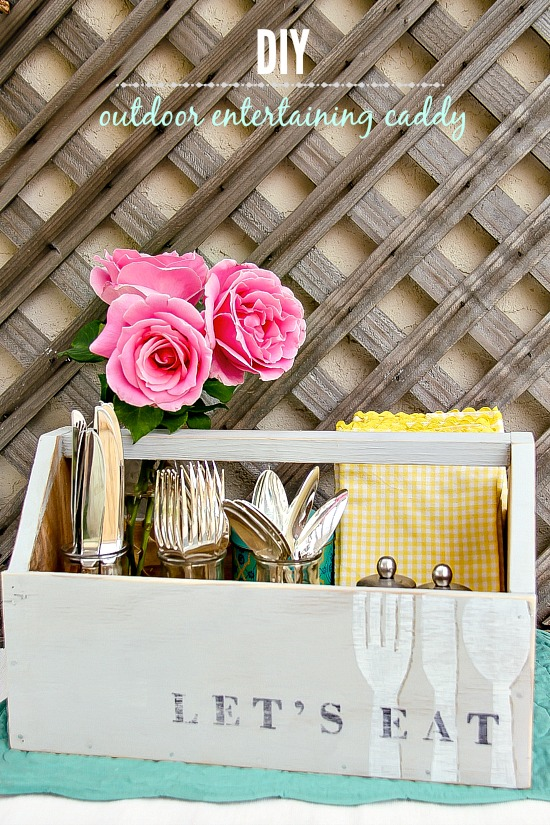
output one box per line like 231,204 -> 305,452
334,408 -> 506,591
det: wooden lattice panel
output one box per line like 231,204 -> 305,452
0,0 -> 549,629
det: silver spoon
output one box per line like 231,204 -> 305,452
223,500 -> 282,561
234,500 -> 293,560
252,469 -> 289,532
284,466 -> 320,549
294,489 -> 349,560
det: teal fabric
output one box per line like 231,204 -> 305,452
1,630 -> 550,805
231,520 -> 335,584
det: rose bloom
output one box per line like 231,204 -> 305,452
204,260 -> 306,385
90,293 -> 212,410
90,249 -> 208,305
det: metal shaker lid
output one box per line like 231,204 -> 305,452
419,563 -> 471,590
356,556 -> 416,588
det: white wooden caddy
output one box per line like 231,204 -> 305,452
2,428 -> 536,788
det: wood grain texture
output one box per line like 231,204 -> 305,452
0,0 -> 76,86
0,0 -> 183,178
0,0 -> 549,630
1,429 -> 536,786
215,84 -> 550,429
2,566 -> 535,785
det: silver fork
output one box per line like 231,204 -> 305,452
203,461 -> 227,549
181,462 -> 227,552
154,469 -> 173,554
155,462 -> 229,557
166,468 -> 181,553
352,591 -> 414,779
207,461 -> 226,545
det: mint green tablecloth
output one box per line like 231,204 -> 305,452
1,630 -> 549,805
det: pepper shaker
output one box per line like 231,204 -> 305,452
356,556 -> 416,588
419,563 -> 471,591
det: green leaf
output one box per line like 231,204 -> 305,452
160,409 -> 189,434
189,398 -> 227,413
98,374 -> 114,403
186,412 -> 212,429
113,398 -> 163,443
203,378 -> 237,404
199,402 -> 227,412
58,320 -> 105,362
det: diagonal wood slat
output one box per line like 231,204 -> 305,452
321,200 -> 549,429
216,76 -> 550,428
0,0 -> 189,178
0,0 -> 76,86
0,0 -> 550,626
146,0 -> 436,252
0,0 -> 318,321
246,0 -> 547,270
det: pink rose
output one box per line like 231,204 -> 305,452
90,249 -> 208,305
90,293 -> 212,411
204,260 -> 306,385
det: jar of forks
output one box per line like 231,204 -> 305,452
154,462 -> 229,580
158,547 -> 227,579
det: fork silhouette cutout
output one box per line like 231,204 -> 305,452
352,591 -> 414,779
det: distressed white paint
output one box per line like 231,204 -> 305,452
421,597 -> 458,783
61,428 -> 514,467
462,599 -> 533,787
1,428 -> 537,788
507,434 -> 536,593
352,592 -> 414,779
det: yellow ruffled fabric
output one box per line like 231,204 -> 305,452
334,408 -> 506,591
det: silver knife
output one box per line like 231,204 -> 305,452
99,402 -> 125,552
80,428 -> 105,570
70,410 -> 87,551
95,404 -> 123,558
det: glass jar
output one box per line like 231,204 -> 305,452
61,545 -> 129,575
231,529 -> 334,584
254,553 -> 322,584
158,547 -> 227,579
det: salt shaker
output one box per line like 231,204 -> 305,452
356,556 -> 416,588
419,563 -> 471,591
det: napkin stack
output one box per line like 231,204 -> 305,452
334,408 -> 506,591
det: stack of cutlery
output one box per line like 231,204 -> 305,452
69,402 -> 125,574
154,462 -> 229,560
223,468 -> 348,564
